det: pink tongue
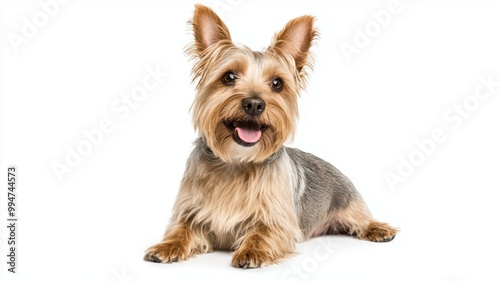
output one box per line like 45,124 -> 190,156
235,127 -> 262,143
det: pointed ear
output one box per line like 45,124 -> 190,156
191,4 -> 232,55
270,16 -> 317,71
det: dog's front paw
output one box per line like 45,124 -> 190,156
231,247 -> 273,269
144,242 -> 190,263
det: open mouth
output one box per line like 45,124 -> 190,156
223,120 -> 268,147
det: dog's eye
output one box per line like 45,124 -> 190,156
222,72 -> 236,85
271,78 -> 283,92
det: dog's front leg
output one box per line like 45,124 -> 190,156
144,222 -> 210,263
231,224 -> 295,269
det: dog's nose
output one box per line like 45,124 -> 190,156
242,98 -> 266,117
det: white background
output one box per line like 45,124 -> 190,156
2,0 -> 500,280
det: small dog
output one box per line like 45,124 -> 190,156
144,4 -> 398,268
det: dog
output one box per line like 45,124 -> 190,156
144,4 -> 398,268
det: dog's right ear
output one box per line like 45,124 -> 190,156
269,16 -> 317,72
191,4 -> 232,56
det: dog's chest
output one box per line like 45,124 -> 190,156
190,159 -> 297,235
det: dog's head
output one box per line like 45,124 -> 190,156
188,5 -> 317,163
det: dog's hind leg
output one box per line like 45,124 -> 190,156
326,199 -> 398,242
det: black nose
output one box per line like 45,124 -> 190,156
242,98 -> 266,117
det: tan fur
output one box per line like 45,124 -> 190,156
231,224 -> 295,268
144,222 -> 211,263
144,4 -> 397,268
144,152 -> 303,266
175,153 -> 302,250
310,199 -> 398,242
270,15 -> 318,73
190,4 -> 232,55
329,199 -> 373,236
190,47 -> 300,163
186,4 -> 316,164
144,5 -> 309,266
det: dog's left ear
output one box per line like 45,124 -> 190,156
270,16 -> 317,71
191,4 -> 232,56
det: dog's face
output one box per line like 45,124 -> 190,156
188,5 -> 316,163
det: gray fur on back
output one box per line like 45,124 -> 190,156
285,147 -> 361,236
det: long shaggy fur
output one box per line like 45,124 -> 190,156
144,4 -> 398,268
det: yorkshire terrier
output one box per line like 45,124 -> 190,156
144,4 -> 398,268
